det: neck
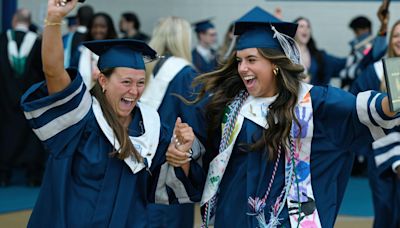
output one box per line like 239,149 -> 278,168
127,29 -> 138,37
14,23 -> 29,32
199,41 -> 210,49
119,115 -> 132,129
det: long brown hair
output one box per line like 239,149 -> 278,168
90,68 -> 142,162
192,48 -> 305,160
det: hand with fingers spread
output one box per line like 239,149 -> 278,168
166,117 -> 194,175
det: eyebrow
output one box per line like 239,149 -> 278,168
237,55 -> 258,59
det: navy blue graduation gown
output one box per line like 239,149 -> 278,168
350,64 -> 400,228
146,58 -> 199,227
0,30 -> 46,180
309,51 -> 346,86
180,86 -> 398,227
192,48 -> 217,73
21,69 -> 172,228
373,136 -> 400,228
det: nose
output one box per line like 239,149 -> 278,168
128,85 -> 138,97
238,61 -> 248,74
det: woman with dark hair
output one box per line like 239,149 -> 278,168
71,12 -> 118,89
293,17 -> 346,86
21,0 -> 195,227
165,6 -> 400,228
85,12 -> 118,41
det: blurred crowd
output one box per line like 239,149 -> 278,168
0,2 -> 399,227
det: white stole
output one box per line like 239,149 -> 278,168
6,29 -> 37,72
92,98 -> 160,174
373,60 -> 384,81
201,82 -> 322,227
140,56 -> 190,109
78,46 -> 99,90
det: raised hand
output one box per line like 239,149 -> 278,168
47,0 -> 78,22
166,118 -> 194,174
377,0 -> 389,35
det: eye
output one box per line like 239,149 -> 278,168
122,80 -> 131,85
137,80 -> 145,87
248,58 -> 256,63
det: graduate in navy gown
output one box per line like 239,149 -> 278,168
350,19 -> 400,228
372,133 -> 400,228
165,6 -> 400,228
293,17 -> 346,86
192,19 -> 218,73
141,16 -> 198,228
20,1 -> 196,227
338,2 -> 389,90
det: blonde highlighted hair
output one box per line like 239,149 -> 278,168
146,16 -> 192,79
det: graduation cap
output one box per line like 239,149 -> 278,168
234,6 -> 297,50
82,39 -> 158,71
234,6 -> 300,64
66,16 -> 77,27
193,18 -> 215,33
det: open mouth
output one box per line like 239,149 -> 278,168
120,97 -> 136,109
243,75 -> 256,87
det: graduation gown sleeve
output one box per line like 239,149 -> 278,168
21,68 -> 92,157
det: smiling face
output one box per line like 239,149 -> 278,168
91,15 -> 109,40
236,48 -> 277,98
99,67 -> 145,124
295,18 -> 311,45
391,23 -> 400,57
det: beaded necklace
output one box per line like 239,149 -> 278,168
201,90 -> 249,227
247,134 -> 298,227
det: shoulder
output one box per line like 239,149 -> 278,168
310,85 -> 356,112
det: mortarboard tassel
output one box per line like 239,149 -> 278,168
270,25 -> 301,65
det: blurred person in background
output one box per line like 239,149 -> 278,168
141,16 -> 199,228
192,19 -> 218,73
70,12 -> 118,90
350,19 -> 400,228
63,4 -> 94,68
339,0 -> 389,90
293,17 -> 346,85
0,8 -> 46,187
119,12 -> 150,43
217,22 -> 234,64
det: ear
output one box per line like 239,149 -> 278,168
98,73 -> 108,89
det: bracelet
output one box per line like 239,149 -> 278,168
378,30 -> 387,36
44,18 -> 65,27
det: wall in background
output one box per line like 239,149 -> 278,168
17,0 -> 400,56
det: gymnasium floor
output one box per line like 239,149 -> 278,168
0,177 -> 374,227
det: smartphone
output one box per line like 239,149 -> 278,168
381,0 -> 391,15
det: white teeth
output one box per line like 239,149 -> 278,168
243,76 -> 255,81
122,97 -> 135,102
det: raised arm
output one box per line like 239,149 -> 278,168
42,0 -> 78,94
